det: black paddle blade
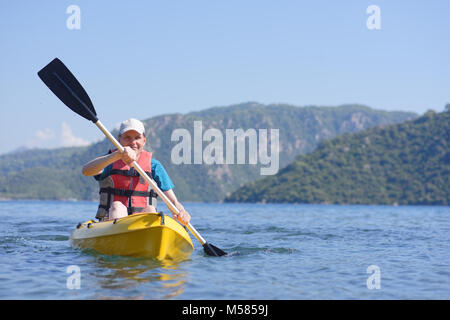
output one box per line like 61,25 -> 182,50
203,242 -> 227,257
38,58 -> 98,123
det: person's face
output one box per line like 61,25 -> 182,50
119,130 -> 146,154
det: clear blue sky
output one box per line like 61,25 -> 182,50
0,0 -> 449,154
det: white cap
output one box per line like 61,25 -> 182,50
119,118 -> 145,135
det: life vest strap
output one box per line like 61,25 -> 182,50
97,204 -> 149,215
127,206 -> 147,214
99,187 -> 158,198
110,168 -> 152,178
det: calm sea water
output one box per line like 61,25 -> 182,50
0,200 -> 449,300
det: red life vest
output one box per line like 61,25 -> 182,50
96,149 -> 157,219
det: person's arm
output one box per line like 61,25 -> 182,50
82,151 -> 121,176
163,189 -> 191,225
82,147 -> 137,176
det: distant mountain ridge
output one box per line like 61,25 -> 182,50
225,110 -> 449,205
0,102 -> 417,202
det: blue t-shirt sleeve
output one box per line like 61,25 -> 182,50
94,164 -> 112,181
151,159 -> 175,191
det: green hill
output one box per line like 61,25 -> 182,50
0,102 -> 416,202
225,110 -> 449,205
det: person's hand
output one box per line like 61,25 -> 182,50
173,207 -> 191,225
121,146 -> 137,165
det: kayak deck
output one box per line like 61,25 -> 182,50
70,212 -> 194,261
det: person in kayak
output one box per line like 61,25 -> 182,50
82,118 -> 191,225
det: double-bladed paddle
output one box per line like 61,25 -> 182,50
38,58 -> 226,257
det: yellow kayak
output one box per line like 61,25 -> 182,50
70,212 -> 194,261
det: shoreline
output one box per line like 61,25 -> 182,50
0,198 -> 448,207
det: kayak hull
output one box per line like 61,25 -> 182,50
70,213 -> 194,261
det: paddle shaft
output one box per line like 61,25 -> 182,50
94,120 -> 207,246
